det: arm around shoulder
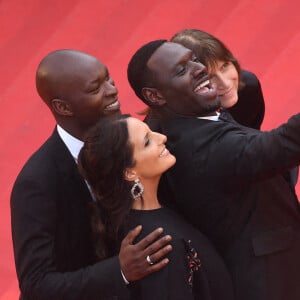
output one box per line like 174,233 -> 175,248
11,172 -> 129,300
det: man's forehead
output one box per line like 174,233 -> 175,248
147,42 -> 192,69
71,59 -> 106,80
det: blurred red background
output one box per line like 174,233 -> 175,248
1,0 -> 299,298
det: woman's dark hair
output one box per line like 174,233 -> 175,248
171,29 -> 244,88
78,114 -> 135,260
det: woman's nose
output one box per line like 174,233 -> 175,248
159,133 -> 167,144
154,132 -> 167,144
212,73 -> 228,90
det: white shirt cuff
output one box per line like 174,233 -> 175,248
121,269 -> 130,285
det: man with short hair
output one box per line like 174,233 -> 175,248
127,40 -> 300,300
11,49 -> 172,300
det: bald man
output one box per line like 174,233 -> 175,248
11,50 -> 172,300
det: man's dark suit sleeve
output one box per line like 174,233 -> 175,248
11,175 -> 129,300
11,132 -> 129,300
208,113 -> 300,184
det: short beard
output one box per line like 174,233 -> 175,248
200,98 -> 221,117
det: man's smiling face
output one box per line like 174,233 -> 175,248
147,42 -> 221,117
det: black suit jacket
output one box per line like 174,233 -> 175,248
228,69 -> 265,130
145,69 -> 297,193
11,129 -> 129,300
148,113 -> 300,300
229,70 -> 299,192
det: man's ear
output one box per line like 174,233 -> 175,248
51,99 -> 73,116
124,168 -> 137,182
142,87 -> 166,106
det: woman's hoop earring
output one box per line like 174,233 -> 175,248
131,179 -> 144,200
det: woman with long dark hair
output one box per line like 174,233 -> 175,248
78,114 -> 234,300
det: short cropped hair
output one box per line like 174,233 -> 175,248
171,29 -> 242,82
127,39 -> 167,106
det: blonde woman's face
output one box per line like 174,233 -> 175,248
209,60 -> 239,109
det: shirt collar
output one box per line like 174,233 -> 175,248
56,125 -> 84,161
197,111 -> 220,121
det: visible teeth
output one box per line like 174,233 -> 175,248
159,148 -> 167,157
194,80 -> 210,92
106,101 -> 119,109
200,80 -> 210,88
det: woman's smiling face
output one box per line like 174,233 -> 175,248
209,60 -> 239,109
126,117 -> 176,181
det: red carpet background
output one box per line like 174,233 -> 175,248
1,0 -> 300,298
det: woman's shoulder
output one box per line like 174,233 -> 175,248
125,207 -> 209,241
240,69 -> 261,87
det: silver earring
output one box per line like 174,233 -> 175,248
131,179 -> 144,200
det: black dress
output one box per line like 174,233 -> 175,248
121,207 -> 234,300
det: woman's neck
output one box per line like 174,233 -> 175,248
131,178 -> 161,210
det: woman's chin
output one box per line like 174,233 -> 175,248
221,96 -> 238,109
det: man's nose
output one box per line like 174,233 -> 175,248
108,77 -> 115,86
191,61 -> 207,78
104,79 -> 118,96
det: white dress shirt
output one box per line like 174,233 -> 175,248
57,125 -> 84,162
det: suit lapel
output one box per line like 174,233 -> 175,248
49,129 -> 94,204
